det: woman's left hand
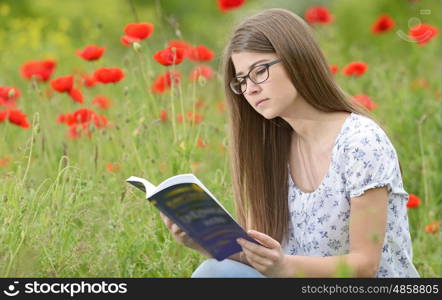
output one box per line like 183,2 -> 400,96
237,230 -> 290,277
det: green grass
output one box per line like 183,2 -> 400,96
0,0 -> 440,277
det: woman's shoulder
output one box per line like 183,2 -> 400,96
337,113 -> 399,162
342,113 -> 393,147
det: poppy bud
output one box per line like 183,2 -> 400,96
8,89 -> 16,99
132,42 -> 142,52
198,76 -> 207,87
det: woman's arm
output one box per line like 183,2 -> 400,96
237,186 -> 389,277
285,186 -> 388,277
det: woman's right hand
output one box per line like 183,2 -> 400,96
159,212 -> 211,257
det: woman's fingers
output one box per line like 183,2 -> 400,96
243,248 -> 270,266
158,215 -> 196,249
159,212 -> 173,229
171,223 -> 182,235
159,213 -> 188,244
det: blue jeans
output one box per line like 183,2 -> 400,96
191,258 -> 266,278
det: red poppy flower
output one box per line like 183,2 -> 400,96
217,0 -> 245,12
69,88 -> 83,104
176,113 -> 184,123
343,62 -> 368,76
124,22 -> 154,40
159,110 -> 168,122
67,108 -> 109,128
195,98 -> 205,109
81,74 -> 97,88
168,40 -> 193,58
8,108 -> 30,129
72,108 -> 97,124
191,162 -> 202,173
189,65 -> 214,82
0,86 -> 21,102
72,123 -> 94,139
20,59 -> 56,81
186,112 -> 203,125
57,113 -> 67,124
93,96 -> 111,109
0,110 -> 7,122
196,137 -> 207,148
352,94 -> 378,111
49,75 -> 81,104
120,35 -> 141,47
68,124 -> 82,139
94,67 -> 125,84
121,22 -> 154,46
76,45 -> 106,61
406,194 -> 421,208
425,221 -> 440,234
51,75 -> 74,92
0,156 -> 11,167
153,47 -> 186,66
304,6 -> 334,25
151,71 -> 181,94
329,64 -> 339,74
372,14 -> 395,34
0,86 -> 21,107
408,23 -> 438,45
216,101 -> 225,112
57,113 -> 74,125
60,108 -> 109,139
106,162 -> 121,173
187,45 -> 214,62
92,115 -> 109,128
59,109 -> 92,125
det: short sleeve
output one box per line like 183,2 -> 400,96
341,129 -> 408,199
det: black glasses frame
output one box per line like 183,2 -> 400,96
230,58 -> 282,95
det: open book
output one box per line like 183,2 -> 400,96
126,173 -> 258,261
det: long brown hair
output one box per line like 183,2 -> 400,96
221,8 -> 398,244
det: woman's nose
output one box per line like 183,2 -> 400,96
245,77 -> 261,95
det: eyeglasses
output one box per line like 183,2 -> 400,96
230,58 -> 282,95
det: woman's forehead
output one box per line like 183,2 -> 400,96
231,52 -> 277,73
231,51 -> 277,61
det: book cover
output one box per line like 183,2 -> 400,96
126,174 -> 259,261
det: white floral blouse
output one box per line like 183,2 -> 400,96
282,112 -> 420,277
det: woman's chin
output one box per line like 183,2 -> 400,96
260,110 -> 277,120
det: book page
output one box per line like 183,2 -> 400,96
156,174 -> 233,219
126,173 -> 233,219
125,176 -> 157,196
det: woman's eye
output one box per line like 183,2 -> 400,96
254,68 -> 266,75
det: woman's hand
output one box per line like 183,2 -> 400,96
159,212 -> 211,257
237,230 -> 290,277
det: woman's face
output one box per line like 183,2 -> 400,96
231,51 -> 299,119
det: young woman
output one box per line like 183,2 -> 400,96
160,8 -> 419,278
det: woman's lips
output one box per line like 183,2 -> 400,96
255,98 -> 269,107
